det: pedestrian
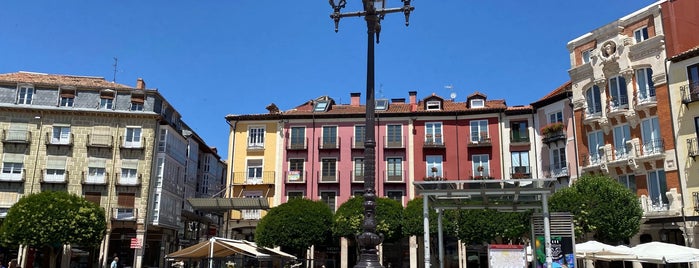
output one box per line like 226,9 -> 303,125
8,259 -> 17,268
110,257 -> 119,268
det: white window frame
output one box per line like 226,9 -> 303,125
634,26 -> 649,43
17,85 -> 34,105
88,167 -> 106,183
288,158 -> 305,183
472,154 -> 490,177
354,125 -> 366,147
51,126 -> 71,145
353,157 -> 364,183
425,122 -> 443,144
636,68 -> 656,103
1,154 -> 24,181
375,99 -> 388,111
386,157 -> 403,182
426,100 -> 441,110
120,168 -> 138,185
587,130 -> 605,165
470,120 -> 489,143
314,101 -> 329,112
246,159 -> 263,184
386,124 -> 402,146
609,75 -> 628,109
647,169 -> 668,211
426,155 -> 443,178
641,117 -> 661,155
470,99 -> 484,108
548,111 -> 563,124
322,125 -> 338,148
100,98 -> 113,109
320,191 -> 337,211
130,102 -> 144,111
248,126 -> 265,149
550,147 -> 567,177
586,85 -> 602,115
613,124 -> 631,160
124,127 -> 142,148
321,158 -> 337,182
289,126 -> 306,148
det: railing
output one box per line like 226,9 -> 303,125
112,208 -> 137,221
467,168 -> 495,180
423,134 -> 444,148
0,169 -> 25,182
384,135 -> 405,149
607,95 -> 629,113
116,173 -> 142,186
688,138 -> 699,159
641,139 -> 664,156
680,81 -> 699,104
581,152 -> 605,167
284,170 -> 306,183
318,137 -> 341,150
87,134 -> 113,148
41,169 -> 68,183
636,88 -> 657,106
510,135 -> 530,144
287,138 -> 308,150
247,142 -> 264,150
82,171 -> 109,185
384,169 -> 406,183
509,166 -> 531,179
543,163 -> 569,178
585,104 -> 603,118
45,132 -> 73,146
232,171 -> 275,185
468,134 -> 492,147
352,137 -> 364,149
542,130 -> 566,144
318,170 -> 339,183
120,136 -> 145,150
613,143 -> 632,161
2,129 -> 31,144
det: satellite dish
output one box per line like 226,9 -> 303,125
450,92 -> 457,99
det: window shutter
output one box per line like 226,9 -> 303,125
88,158 -> 107,168
121,159 -> 139,169
3,153 -> 24,163
84,192 -> 101,205
117,193 -> 135,207
46,156 -> 67,169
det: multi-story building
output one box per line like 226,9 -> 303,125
566,1 -> 684,244
0,71 -> 224,268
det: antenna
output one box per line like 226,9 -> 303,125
112,57 -> 118,83
445,84 -> 456,100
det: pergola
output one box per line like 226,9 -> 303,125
413,178 -> 558,268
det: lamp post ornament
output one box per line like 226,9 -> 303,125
329,1 -> 414,267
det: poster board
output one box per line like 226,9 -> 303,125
488,244 -> 526,268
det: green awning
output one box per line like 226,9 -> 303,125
187,198 -> 269,211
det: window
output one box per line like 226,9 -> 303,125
246,159 -> 263,184
100,90 -> 115,109
386,190 -> 403,203
354,125 -> 365,148
1,153 -> 24,181
17,86 -> 34,104
130,102 -> 144,111
549,111 -> 563,124
353,158 -> 364,182
51,126 -> 71,145
636,68 -> 656,102
124,127 -> 142,148
613,124 -> 631,159
618,174 -> 637,193
426,100 -> 441,110
87,158 -> 107,184
288,159 -> 304,182
289,126 -> 306,149
689,64 -> 699,92
470,99 -> 484,108
353,190 -> 364,197
314,101 -> 329,112
609,76 -> 628,108
585,85 -> 602,115
425,122 -> 443,144
45,156 -> 67,182
470,120 -> 489,143
634,27 -> 649,43
582,49 -> 592,64
242,191 -> 263,220
587,130 -> 605,164
248,127 -> 265,149
131,92 -> 145,111
320,191 -> 337,211
386,157 -> 403,182
551,148 -> 567,175
322,126 -> 338,148
120,160 -> 139,185
510,121 -> 529,142
288,191 -> 304,200
426,155 -> 443,178
59,88 -> 75,107
647,170 -> 668,210
511,151 -> 530,176
375,99 -> 388,111
641,117 -> 662,154
321,158 -> 337,182
472,154 -> 490,177
386,124 -> 402,147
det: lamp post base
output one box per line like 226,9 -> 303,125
354,252 -> 383,268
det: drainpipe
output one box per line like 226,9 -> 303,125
454,112 -> 460,180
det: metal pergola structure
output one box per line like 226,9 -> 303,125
413,178 -> 558,268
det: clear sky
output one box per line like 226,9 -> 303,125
0,0 -> 658,160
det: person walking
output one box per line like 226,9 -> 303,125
110,257 -> 119,268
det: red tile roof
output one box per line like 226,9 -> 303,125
0,71 -> 132,89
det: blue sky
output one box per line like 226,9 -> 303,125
0,1 -> 658,160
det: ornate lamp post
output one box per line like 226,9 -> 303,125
329,1 -> 414,267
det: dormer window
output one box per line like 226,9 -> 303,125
130,91 -> 145,111
634,26 -> 649,43
375,99 -> 388,111
314,101 -> 329,112
426,100 -> 441,111
470,99 -> 485,108
100,90 -> 115,109
59,87 -> 76,107
17,85 -> 34,105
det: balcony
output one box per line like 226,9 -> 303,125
242,209 -> 262,220
582,105 -> 603,126
112,207 -> 137,221
232,171 -> 275,185
543,163 -> 569,178
468,134 -> 492,147
41,169 -> 68,184
318,170 -> 339,183
681,81 -> 699,105
635,89 -> 657,110
284,170 -> 306,183
509,135 -> 530,145
45,132 -> 73,147
639,139 -> 664,159
609,143 -> 633,164
384,135 -> 405,149
318,137 -> 340,150
542,131 -> 566,146
87,134 -> 113,148
606,96 -> 629,117
247,142 -> 264,151
384,169 -> 406,183
423,134 -> 445,149
580,152 -> 605,168
352,137 -> 364,149
116,173 -> 142,186
82,171 -> 109,185
120,137 -> 145,151
0,169 -> 25,182
2,129 -> 31,144
509,166 -> 532,179
286,138 -> 308,150
688,138 -> 699,160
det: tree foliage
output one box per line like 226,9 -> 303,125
255,198 -> 333,253
444,209 -> 531,245
549,174 -> 642,244
402,197 -> 438,237
0,191 -> 106,248
332,196 -> 403,242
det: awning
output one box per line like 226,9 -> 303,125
187,198 -> 269,211
166,237 -> 295,260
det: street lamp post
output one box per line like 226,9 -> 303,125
329,1 -> 414,267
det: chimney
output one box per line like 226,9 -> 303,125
391,98 -> 405,104
350,92 -> 361,107
409,91 -> 417,112
136,78 -> 146,89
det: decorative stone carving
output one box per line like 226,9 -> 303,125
601,41 -> 617,58
667,188 -> 682,212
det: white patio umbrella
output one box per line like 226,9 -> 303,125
576,241 -> 636,261
632,241 -> 699,264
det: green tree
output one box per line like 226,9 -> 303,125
0,191 -> 106,268
549,174 -> 642,244
332,196 -> 403,242
255,198 -> 333,256
402,197 -> 438,237
444,209 -> 531,245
